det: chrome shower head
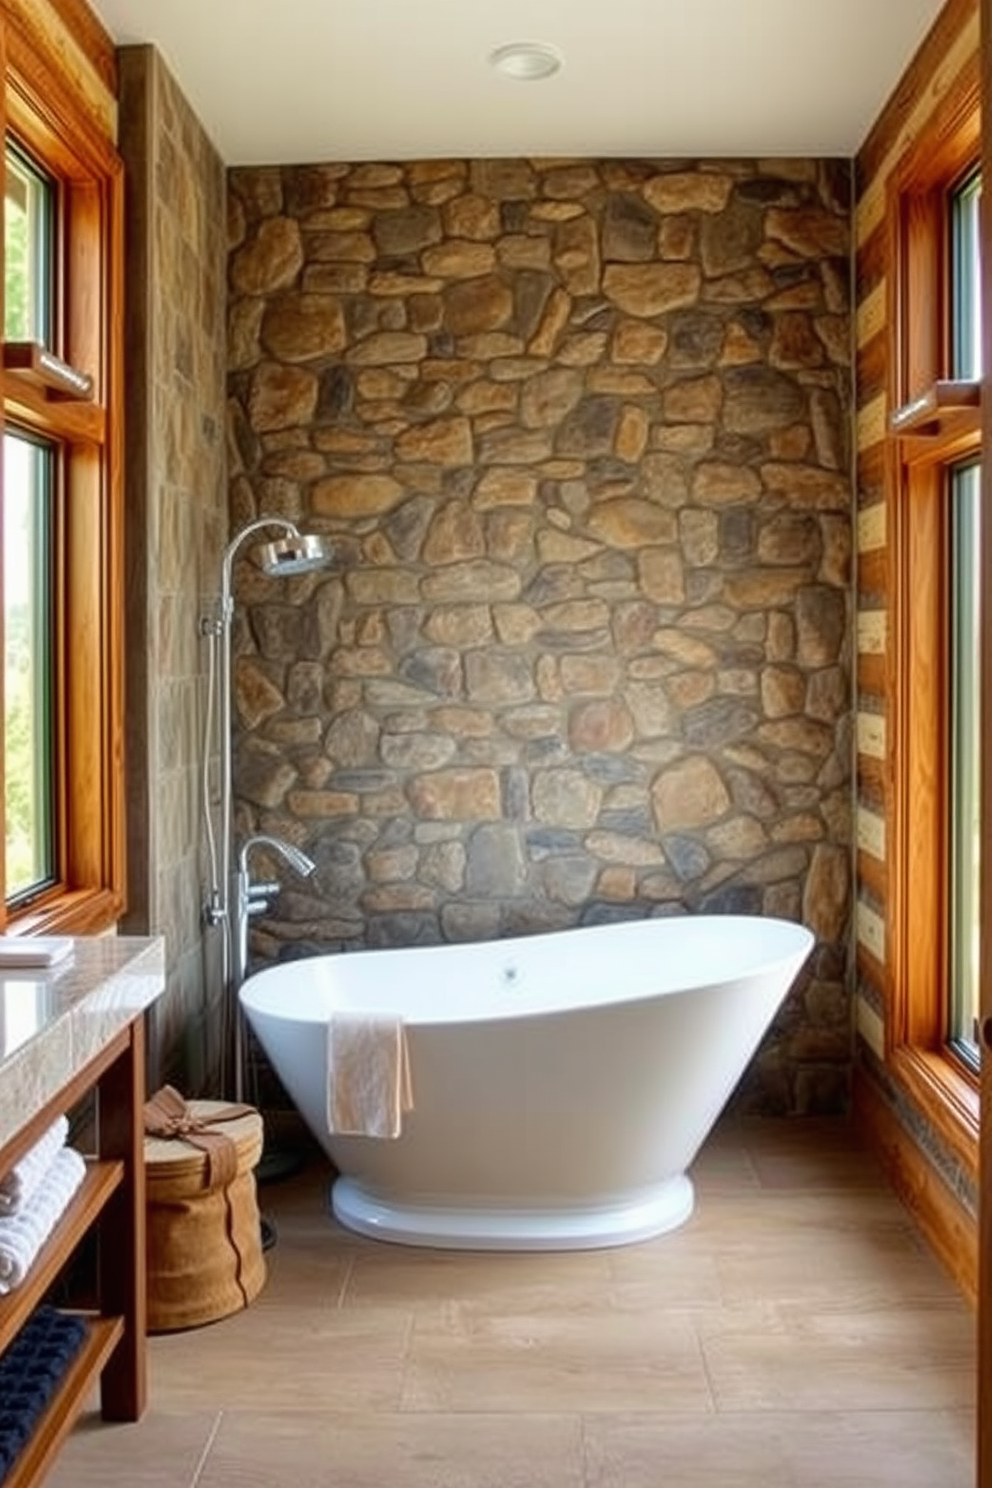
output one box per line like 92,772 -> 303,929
238,832 -> 316,879
278,840 -> 317,878
257,532 -> 332,577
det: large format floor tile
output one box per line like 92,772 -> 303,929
696,1298 -> 975,1413
253,1227 -> 356,1308
197,1411 -> 586,1488
46,1118 -> 977,1488
401,1305 -> 714,1413
46,1410 -> 220,1488
584,1408 -> 975,1488
341,1243 -> 614,1315
150,1303 -> 413,1411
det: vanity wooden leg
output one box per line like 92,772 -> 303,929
96,1018 -> 147,1422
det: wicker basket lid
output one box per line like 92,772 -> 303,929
145,1100 -> 264,1192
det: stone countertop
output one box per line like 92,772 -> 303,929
0,936 -> 166,1156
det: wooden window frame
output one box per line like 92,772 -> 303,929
0,15 -> 124,935
887,75 -> 981,1172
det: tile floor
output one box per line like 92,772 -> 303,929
51,1118 -> 975,1487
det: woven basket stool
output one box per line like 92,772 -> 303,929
144,1101 -> 266,1333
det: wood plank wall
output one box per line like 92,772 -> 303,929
852,0 -> 980,1303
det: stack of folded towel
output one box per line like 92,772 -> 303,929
0,1305 -> 88,1479
0,1117 -> 86,1295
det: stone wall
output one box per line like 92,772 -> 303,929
119,47 -> 228,1092
227,156 -> 853,1114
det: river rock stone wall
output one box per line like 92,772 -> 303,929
227,156 -> 852,1114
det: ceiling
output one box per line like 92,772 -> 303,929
88,0 -> 946,167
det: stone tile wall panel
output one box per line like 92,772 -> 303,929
121,48 -> 228,1093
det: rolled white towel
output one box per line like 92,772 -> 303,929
0,1146 -> 87,1294
0,1116 -> 69,1216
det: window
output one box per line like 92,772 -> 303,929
0,17 -> 125,933
5,145 -> 52,346
4,430 -> 55,902
950,169 -> 981,382
945,168 -> 982,1069
947,457 -> 981,1067
887,89 -> 981,1166
4,144 -> 57,904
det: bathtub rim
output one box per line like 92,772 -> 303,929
239,913 -> 815,1028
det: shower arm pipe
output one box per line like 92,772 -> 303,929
215,516 -> 302,936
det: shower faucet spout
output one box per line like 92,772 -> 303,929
231,833 -> 318,1014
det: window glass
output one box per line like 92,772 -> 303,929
945,169 -> 982,1068
3,431 -> 56,902
4,144 -> 53,346
948,460 -> 981,1067
950,169 -> 982,380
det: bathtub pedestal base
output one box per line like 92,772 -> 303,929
331,1174 -> 695,1251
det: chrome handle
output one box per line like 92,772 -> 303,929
246,880 -> 280,900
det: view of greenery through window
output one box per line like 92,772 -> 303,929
4,434 -> 52,898
4,146 -> 55,901
5,146 -> 48,342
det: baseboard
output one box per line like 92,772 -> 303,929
853,1067 -> 977,1306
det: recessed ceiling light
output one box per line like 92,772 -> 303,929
488,41 -> 564,82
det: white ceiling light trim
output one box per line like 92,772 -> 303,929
488,41 -> 564,82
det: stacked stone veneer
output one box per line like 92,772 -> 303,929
227,156 -> 852,1113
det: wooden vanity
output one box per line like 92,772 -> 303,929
0,937 -> 165,1488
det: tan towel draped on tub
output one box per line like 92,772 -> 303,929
326,1013 -> 413,1138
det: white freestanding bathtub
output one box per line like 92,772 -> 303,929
240,915 -> 814,1250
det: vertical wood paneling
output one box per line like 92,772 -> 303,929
855,2 -> 977,1014
857,502 -> 887,552
976,0 -> 992,1475
854,0 -> 979,1312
